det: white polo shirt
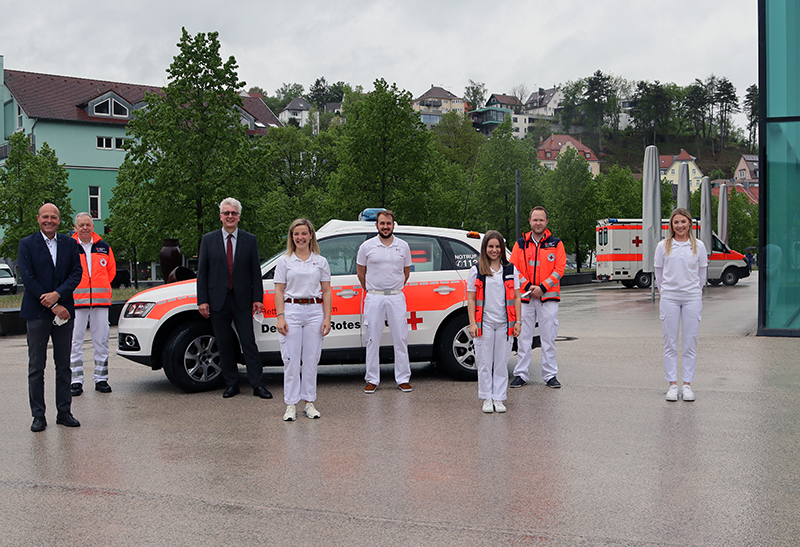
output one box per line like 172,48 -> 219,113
356,235 -> 411,291
654,239 -> 708,299
274,252 -> 331,299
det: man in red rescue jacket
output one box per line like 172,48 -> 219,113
509,206 -> 566,388
70,213 -> 116,395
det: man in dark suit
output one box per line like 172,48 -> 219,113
197,197 -> 271,399
18,203 -> 83,431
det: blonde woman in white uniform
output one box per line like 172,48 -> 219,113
274,219 -> 332,421
654,208 -> 708,402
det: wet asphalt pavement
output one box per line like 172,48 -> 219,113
1,276 -> 798,546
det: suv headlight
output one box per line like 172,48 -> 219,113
124,302 -> 155,318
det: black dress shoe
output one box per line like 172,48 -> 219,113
253,386 -> 273,399
95,381 -> 112,393
56,413 -> 81,427
71,382 -> 83,396
223,385 -> 240,398
31,416 -> 47,432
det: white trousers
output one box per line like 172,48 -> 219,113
363,293 -> 410,385
70,307 -> 110,384
660,297 -> 702,383
475,322 -> 512,401
279,303 -> 325,405
513,299 -> 559,382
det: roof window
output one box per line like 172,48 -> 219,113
93,98 -> 129,118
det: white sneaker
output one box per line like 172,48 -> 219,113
682,385 -> 695,401
482,399 -> 494,413
283,404 -> 297,421
493,400 -> 507,413
666,384 -> 679,402
303,402 -> 321,419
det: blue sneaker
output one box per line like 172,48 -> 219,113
510,376 -> 527,388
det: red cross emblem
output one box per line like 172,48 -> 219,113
407,311 -> 423,330
632,236 -> 643,247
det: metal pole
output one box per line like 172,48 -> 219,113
515,169 -> 521,241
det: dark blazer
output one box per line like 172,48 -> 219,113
197,228 -> 263,312
18,232 -> 83,320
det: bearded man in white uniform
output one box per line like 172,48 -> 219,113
356,210 -> 413,394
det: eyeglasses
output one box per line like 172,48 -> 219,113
221,211 -> 240,217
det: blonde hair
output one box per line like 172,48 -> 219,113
286,218 -> 320,255
478,230 -> 508,276
664,207 -> 697,256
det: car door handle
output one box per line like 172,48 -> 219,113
433,286 -> 456,295
337,289 -> 359,299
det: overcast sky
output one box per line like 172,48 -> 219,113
4,0 -> 757,121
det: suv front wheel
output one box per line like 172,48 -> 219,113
436,314 -> 477,381
162,321 -> 225,392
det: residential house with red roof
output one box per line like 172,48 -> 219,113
0,56 -> 281,234
659,149 -> 704,192
537,134 -> 600,176
412,86 -> 465,130
733,154 -> 759,187
712,181 -> 759,205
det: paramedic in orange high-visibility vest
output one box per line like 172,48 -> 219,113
509,206 -> 566,389
467,230 -> 522,413
69,212 -> 116,396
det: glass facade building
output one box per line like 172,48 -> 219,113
760,0 -> 800,334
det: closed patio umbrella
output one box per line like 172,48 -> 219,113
642,145 -> 661,298
718,183 -> 729,245
677,162 -> 691,212
700,176 -> 713,255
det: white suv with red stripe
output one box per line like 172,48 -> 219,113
117,219 -> 486,392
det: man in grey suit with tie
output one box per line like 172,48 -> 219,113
197,197 -> 271,399
18,203 -> 83,431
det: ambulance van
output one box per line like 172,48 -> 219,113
596,218 -> 750,288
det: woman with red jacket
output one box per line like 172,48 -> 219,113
69,213 -> 116,396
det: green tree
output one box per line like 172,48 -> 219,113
584,70 -> 613,149
109,28 -> 248,259
683,81 -> 711,156
308,77 -> 330,110
464,80 -> 487,111
689,188 -> 758,251
595,165 -> 642,219
632,80 -> 673,146
469,117 -> 544,244
308,77 -> 347,111
715,77 -> 739,152
244,125 -> 341,256
0,132 -> 73,259
744,84 -> 759,153
541,147 -> 597,270
430,111 -> 484,172
327,78 -> 432,222
558,79 -> 585,134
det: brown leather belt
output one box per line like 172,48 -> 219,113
285,298 -> 323,304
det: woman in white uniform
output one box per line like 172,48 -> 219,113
654,208 -> 708,402
467,231 -> 521,413
274,219 -> 332,421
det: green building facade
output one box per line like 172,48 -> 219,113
760,0 -> 800,334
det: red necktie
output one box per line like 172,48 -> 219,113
227,234 -> 234,290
